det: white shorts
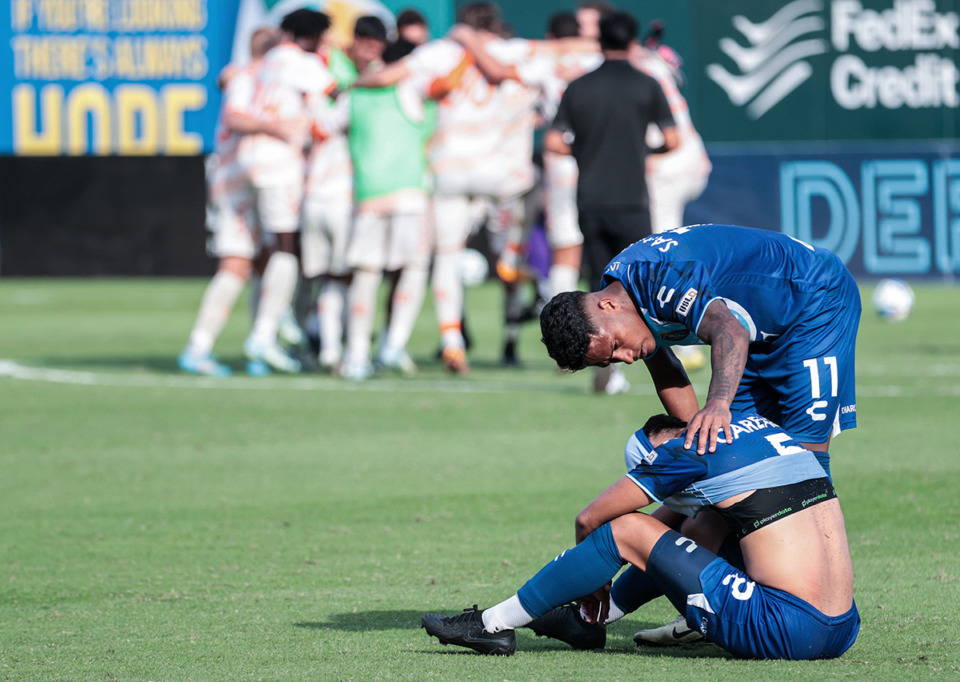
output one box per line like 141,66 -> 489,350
206,157 -> 260,260
254,181 -> 303,234
206,196 -> 260,260
347,208 -> 431,271
542,152 -> 582,250
300,198 -> 353,278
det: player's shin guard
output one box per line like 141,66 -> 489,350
515,523 -> 625,621
432,249 -> 465,348
250,252 -> 299,345
318,280 -> 347,366
384,266 -> 428,352
188,270 -> 246,355
344,269 -> 382,365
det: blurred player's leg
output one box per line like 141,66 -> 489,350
341,267 -> 381,380
543,152 -> 583,297
245,183 -> 303,374
377,209 -> 429,374
431,194 -> 472,374
179,194 -> 257,377
301,198 -> 353,371
317,279 -> 347,370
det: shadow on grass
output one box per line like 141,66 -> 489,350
296,612 -> 730,659
295,610 -> 426,632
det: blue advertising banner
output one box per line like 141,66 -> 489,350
2,0 -> 238,155
686,141 -> 960,279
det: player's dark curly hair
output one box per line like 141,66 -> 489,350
280,8 -> 331,39
642,414 -> 687,439
539,291 -> 596,371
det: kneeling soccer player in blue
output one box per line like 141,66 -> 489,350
421,413 -> 860,660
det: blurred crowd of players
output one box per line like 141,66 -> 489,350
178,1 -> 712,384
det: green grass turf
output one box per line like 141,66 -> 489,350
1,278 -> 959,680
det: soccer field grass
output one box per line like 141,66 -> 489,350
1,278 -> 958,680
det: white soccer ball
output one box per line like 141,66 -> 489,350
459,248 -> 490,287
872,278 -> 915,322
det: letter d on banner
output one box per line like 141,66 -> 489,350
781,161 -> 860,264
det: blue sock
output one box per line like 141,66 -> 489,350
609,565 -> 662,614
517,523 -> 625,618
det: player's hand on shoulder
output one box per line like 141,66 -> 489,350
683,401 -> 732,455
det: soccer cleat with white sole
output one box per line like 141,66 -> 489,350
421,605 -> 516,656
633,615 -> 705,646
178,350 -> 232,378
244,338 -> 301,374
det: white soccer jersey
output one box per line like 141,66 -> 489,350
206,64 -> 260,259
403,38 -> 551,200
239,42 -> 336,187
486,38 -> 554,188
633,49 -> 712,233
208,64 -> 257,195
634,49 -> 711,178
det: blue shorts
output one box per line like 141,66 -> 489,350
647,530 -> 860,660
731,268 -> 860,445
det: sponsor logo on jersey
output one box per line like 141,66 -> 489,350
841,403 -> 857,414
676,288 -> 698,317
660,329 -> 692,342
707,0 -> 960,119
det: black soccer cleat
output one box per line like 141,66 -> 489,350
526,604 -> 606,650
421,605 -> 516,656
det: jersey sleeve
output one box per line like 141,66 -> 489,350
298,54 -> 337,96
616,257 -> 722,337
623,431 -> 704,502
223,69 -> 255,115
310,92 -> 348,140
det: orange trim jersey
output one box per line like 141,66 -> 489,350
238,42 -> 337,187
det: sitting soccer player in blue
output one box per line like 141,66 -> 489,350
421,413 -> 860,660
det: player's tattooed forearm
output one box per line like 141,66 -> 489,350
702,302 -> 749,403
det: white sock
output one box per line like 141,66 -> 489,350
344,269 -> 382,365
432,249 -> 465,348
603,598 -> 627,625
482,594 -> 533,633
384,266 -> 428,352
548,264 -> 580,298
187,270 -> 246,355
318,279 -> 347,365
250,252 -> 299,346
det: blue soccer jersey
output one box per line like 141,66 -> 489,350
601,224 -> 861,444
623,413 -> 827,517
600,224 -> 848,347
